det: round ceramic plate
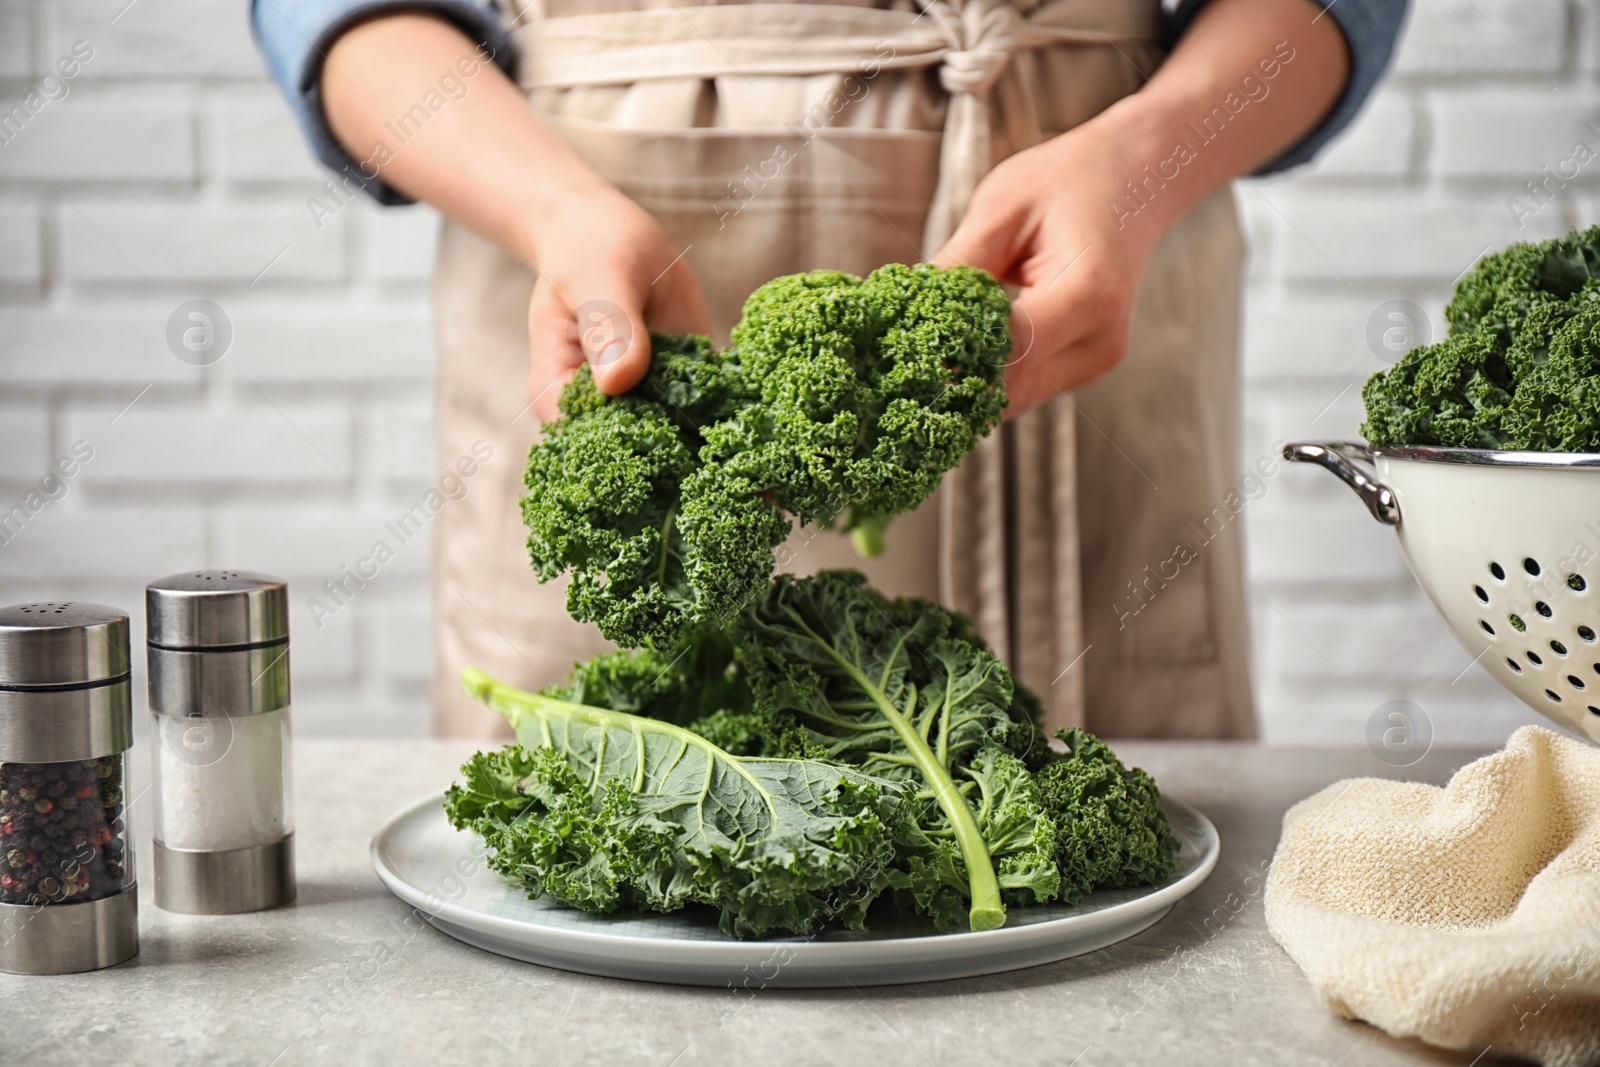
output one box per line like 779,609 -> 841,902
370,792 -> 1219,988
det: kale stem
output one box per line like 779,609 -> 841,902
461,665 -> 780,818
655,501 -> 679,588
812,645 -> 1005,931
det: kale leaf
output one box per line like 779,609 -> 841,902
445,667 -> 909,938
521,264 -> 1009,649
1363,224 -> 1600,452
1040,728 -> 1182,904
728,572 -> 1110,930
449,574 -> 1183,937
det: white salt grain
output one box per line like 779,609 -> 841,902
154,708 -> 292,851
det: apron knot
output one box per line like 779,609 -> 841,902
931,0 -> 1020,98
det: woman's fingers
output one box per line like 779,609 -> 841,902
527,236 -> 710,421
561,262 -> 653,397
646,258 -> 712,339
528,282 -> 578,421
1003,298 -> 1128,417
1000,261 -> 1132,418
929,212 -> 1018,277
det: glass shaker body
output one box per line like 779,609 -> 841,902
150,649 -> 293,851
147,572 -> 296,914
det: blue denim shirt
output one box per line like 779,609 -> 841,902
250,0 -> 1408,205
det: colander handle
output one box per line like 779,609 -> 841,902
1282,441 -> 1400,525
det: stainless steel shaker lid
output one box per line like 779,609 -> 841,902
146,571 -> 288,650
0,602 -> 131,688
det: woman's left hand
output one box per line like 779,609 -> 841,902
932,0 -> 1352,419
932,117 -> 1170,418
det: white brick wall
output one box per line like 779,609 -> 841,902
0,0 -> 435,737
0,0 -> 1571,745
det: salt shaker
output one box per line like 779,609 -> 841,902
146,570 -> 295,913
0,601 -> 138,974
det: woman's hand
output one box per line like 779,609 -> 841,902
933,0 -> 1350,418
932,121 -> 1164,417
320,13 -> 709,420
523,190 -> 709,421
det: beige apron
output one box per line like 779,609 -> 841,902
429,0 -> 1254,740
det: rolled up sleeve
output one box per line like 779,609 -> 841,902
249,0 -> 517,204
1165,0 -> 1409,175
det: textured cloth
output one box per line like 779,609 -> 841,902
249,0 -> 1411,201
424,0 -> 1253,739
1265,726 -> 1600,1066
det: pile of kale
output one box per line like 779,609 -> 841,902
445,265 -> 1181,939
1363,224 -> 1600,452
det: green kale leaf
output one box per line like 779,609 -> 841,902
731,571 -> 1059,931
1363,224 -> 1600,453
520,264 -> 1009,649
445,667 -> 909,938
1039,728 -> 1181,904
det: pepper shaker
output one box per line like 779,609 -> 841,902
0,601 -> 138,974
146,570 -> 295,913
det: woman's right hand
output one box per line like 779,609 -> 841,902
319,13 -> 709,422
523,190 -> 710,422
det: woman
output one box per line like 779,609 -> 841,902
254,0 -> 1403,738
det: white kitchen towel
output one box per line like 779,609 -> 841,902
1265,726 -> 1600,1066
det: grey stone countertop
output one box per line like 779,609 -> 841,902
1,739 -> 1514,1067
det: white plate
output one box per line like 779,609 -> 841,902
370,791 -> 1219,988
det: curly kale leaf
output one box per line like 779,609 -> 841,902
731,571 -> 1055,931
1503,303 -> 1600,452
521,265 -> 1010,648
522,345 -> 788,648
543,624 -> 749,729
1361,330 -> 1514,449
446,667 -> 909,938
449,577 -> 1184,935
1446,225 -> 1600,343
710,264 -> 1010,556
1037,728 -> 1180,904
1363,224 -> 1600,452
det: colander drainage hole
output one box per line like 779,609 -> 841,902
1481,620 -> 1496,636
1546,689 -> 1562,703
1569,675 -> 1586,689
1528,650 -> 1544,665
1581,626 -> 1597,642
1552,639 -> 1569,656
1475,585 -> 1489,603
1590,706 -> 1600,717
1490,562 -> 1506,580
1511,614 -> 1527,632
1526,558 -> 1543,576
1571,574 -> 1589,592
1537,601 -> 1554,618
1507,658 -> 1523,674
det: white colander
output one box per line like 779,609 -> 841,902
1286,441 -> 1600,743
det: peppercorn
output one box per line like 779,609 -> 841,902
0,759 -> 129,905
